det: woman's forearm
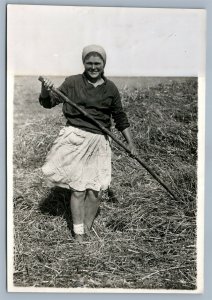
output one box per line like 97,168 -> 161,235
121,127 -> 134,145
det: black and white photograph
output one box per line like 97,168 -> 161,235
7,5 -> 205,292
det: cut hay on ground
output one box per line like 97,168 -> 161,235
12,77 -> 197,289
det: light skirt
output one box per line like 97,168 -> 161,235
42,126 -> 111,191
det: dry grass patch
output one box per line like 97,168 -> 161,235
12,77 -> 197,289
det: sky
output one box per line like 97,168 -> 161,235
7,5 -> 206,76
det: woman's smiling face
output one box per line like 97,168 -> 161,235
83,54 -> 104,81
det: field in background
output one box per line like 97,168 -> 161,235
12,76 -> 198,290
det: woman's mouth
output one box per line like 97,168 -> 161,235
88,71 -> 99,76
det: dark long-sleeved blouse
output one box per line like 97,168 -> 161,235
39,73 -> 130,134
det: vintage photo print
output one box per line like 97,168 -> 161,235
7,5 -> 206,293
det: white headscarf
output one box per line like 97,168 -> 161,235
82,45 -> 106,64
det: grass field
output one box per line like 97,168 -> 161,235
12,75 -> 198,290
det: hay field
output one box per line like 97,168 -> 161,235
12,75 -> 198,290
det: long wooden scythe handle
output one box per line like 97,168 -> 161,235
38,76 -> 180,202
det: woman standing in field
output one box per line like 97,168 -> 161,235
39,45 -> 136,242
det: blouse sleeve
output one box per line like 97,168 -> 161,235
111,84 -> 130,132
39,77 -> 69,109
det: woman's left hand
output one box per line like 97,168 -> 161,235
121,128 -> 138,157
128,143 -> 138,157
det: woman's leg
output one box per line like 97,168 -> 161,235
70,191 -> 86,241
84,189 -> 102,232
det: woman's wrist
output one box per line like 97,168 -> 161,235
121,127 -> 133,143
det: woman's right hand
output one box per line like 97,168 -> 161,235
41,78 -> 54,98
